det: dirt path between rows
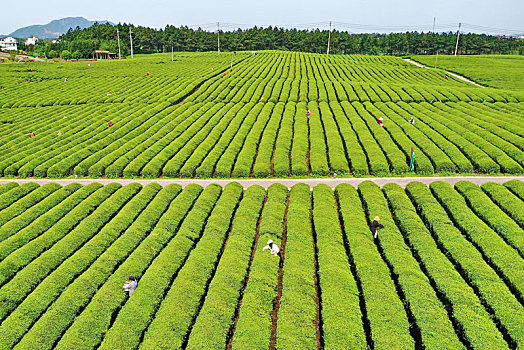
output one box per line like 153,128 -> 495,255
403,58 -> 486,88
1,176 -> 522,189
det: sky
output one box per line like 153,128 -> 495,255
2,0 -> 523,35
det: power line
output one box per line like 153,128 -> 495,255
165,21 -> 523,35
461,23 -> 524,34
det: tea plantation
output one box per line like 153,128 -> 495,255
0,52 -> 522,178
0,180 -> 522,349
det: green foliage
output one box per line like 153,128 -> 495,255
99,184 -> 222,349
4,183 -> 160,350
71,50 -> 82,59
482,182 -> 524,227
186,185 -> 266,349
0,181 -> 523,348
140,183 -> 243,349
232,183 -> 287,348
359,181 -> 461,349
312,184 -> 367,348
48,49 -> 58,58
407,181 -> 524,347
276,183 -> 317,349
455,181 -> 524,255
55,184 -> 200,350
0,52 -> 522,178
413,55 -> 524,90
336,183 -> 414,349
430,181 -> 524,301
60,50 -> 72,60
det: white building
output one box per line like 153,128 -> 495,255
0,37 -> 18,51
51,38 -> 60,44
24,36 -> 38,46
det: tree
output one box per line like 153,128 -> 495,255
48,50 -> 58,59
53,21 -> 524,56
72,50 -> 82,59
61,50 -> 72,60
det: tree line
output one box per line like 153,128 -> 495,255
36,22 -> 524,58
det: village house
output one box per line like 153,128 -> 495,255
0,37 -> 18,51
24,36 -> 39,46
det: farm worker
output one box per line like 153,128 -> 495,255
146,72 -> 150,76
107,121 -> 113,127
64,78 -> 68,82
409,117 -> 415,125
444,76 -> 449,80
28,132 -> 35,138
263,239 -> 281,258
57,130 -> 62,136
123,276 -> 138,296
88,64 -> 91,67
222,73 -> 226,77
377,117 -> 384,127
371,216 -> 384,239
287,64 -> 290,69
306,110 -> 311,118
106,91 -> 110,96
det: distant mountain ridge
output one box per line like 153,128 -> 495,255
7,17 -> 114,39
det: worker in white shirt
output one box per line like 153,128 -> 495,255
123,276 -> 138,296
263,239 -> 281,258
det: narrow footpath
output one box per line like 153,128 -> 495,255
403,58 -> 486,88
0,176 -> 522,189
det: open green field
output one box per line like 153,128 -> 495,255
412,55 -> 524,91
0,179 -> 522,349
0,52 -> 523,178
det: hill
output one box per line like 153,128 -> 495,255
8,17 -> 113,39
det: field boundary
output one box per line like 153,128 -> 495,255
1,176 -> 522,189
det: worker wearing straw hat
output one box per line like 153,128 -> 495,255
371,216 -> 385,239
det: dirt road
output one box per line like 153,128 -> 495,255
0,176 -> 521,189
403,58 -> 485,88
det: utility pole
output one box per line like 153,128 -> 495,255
217,22 -> 221,56
129,27 -> 134,59
326,21 -> 331,55
117,28 -> 121,59
326,21 -> 332,55
171,45 -> 174,61
433,17 -> 438,69
454,22 -> 461,56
